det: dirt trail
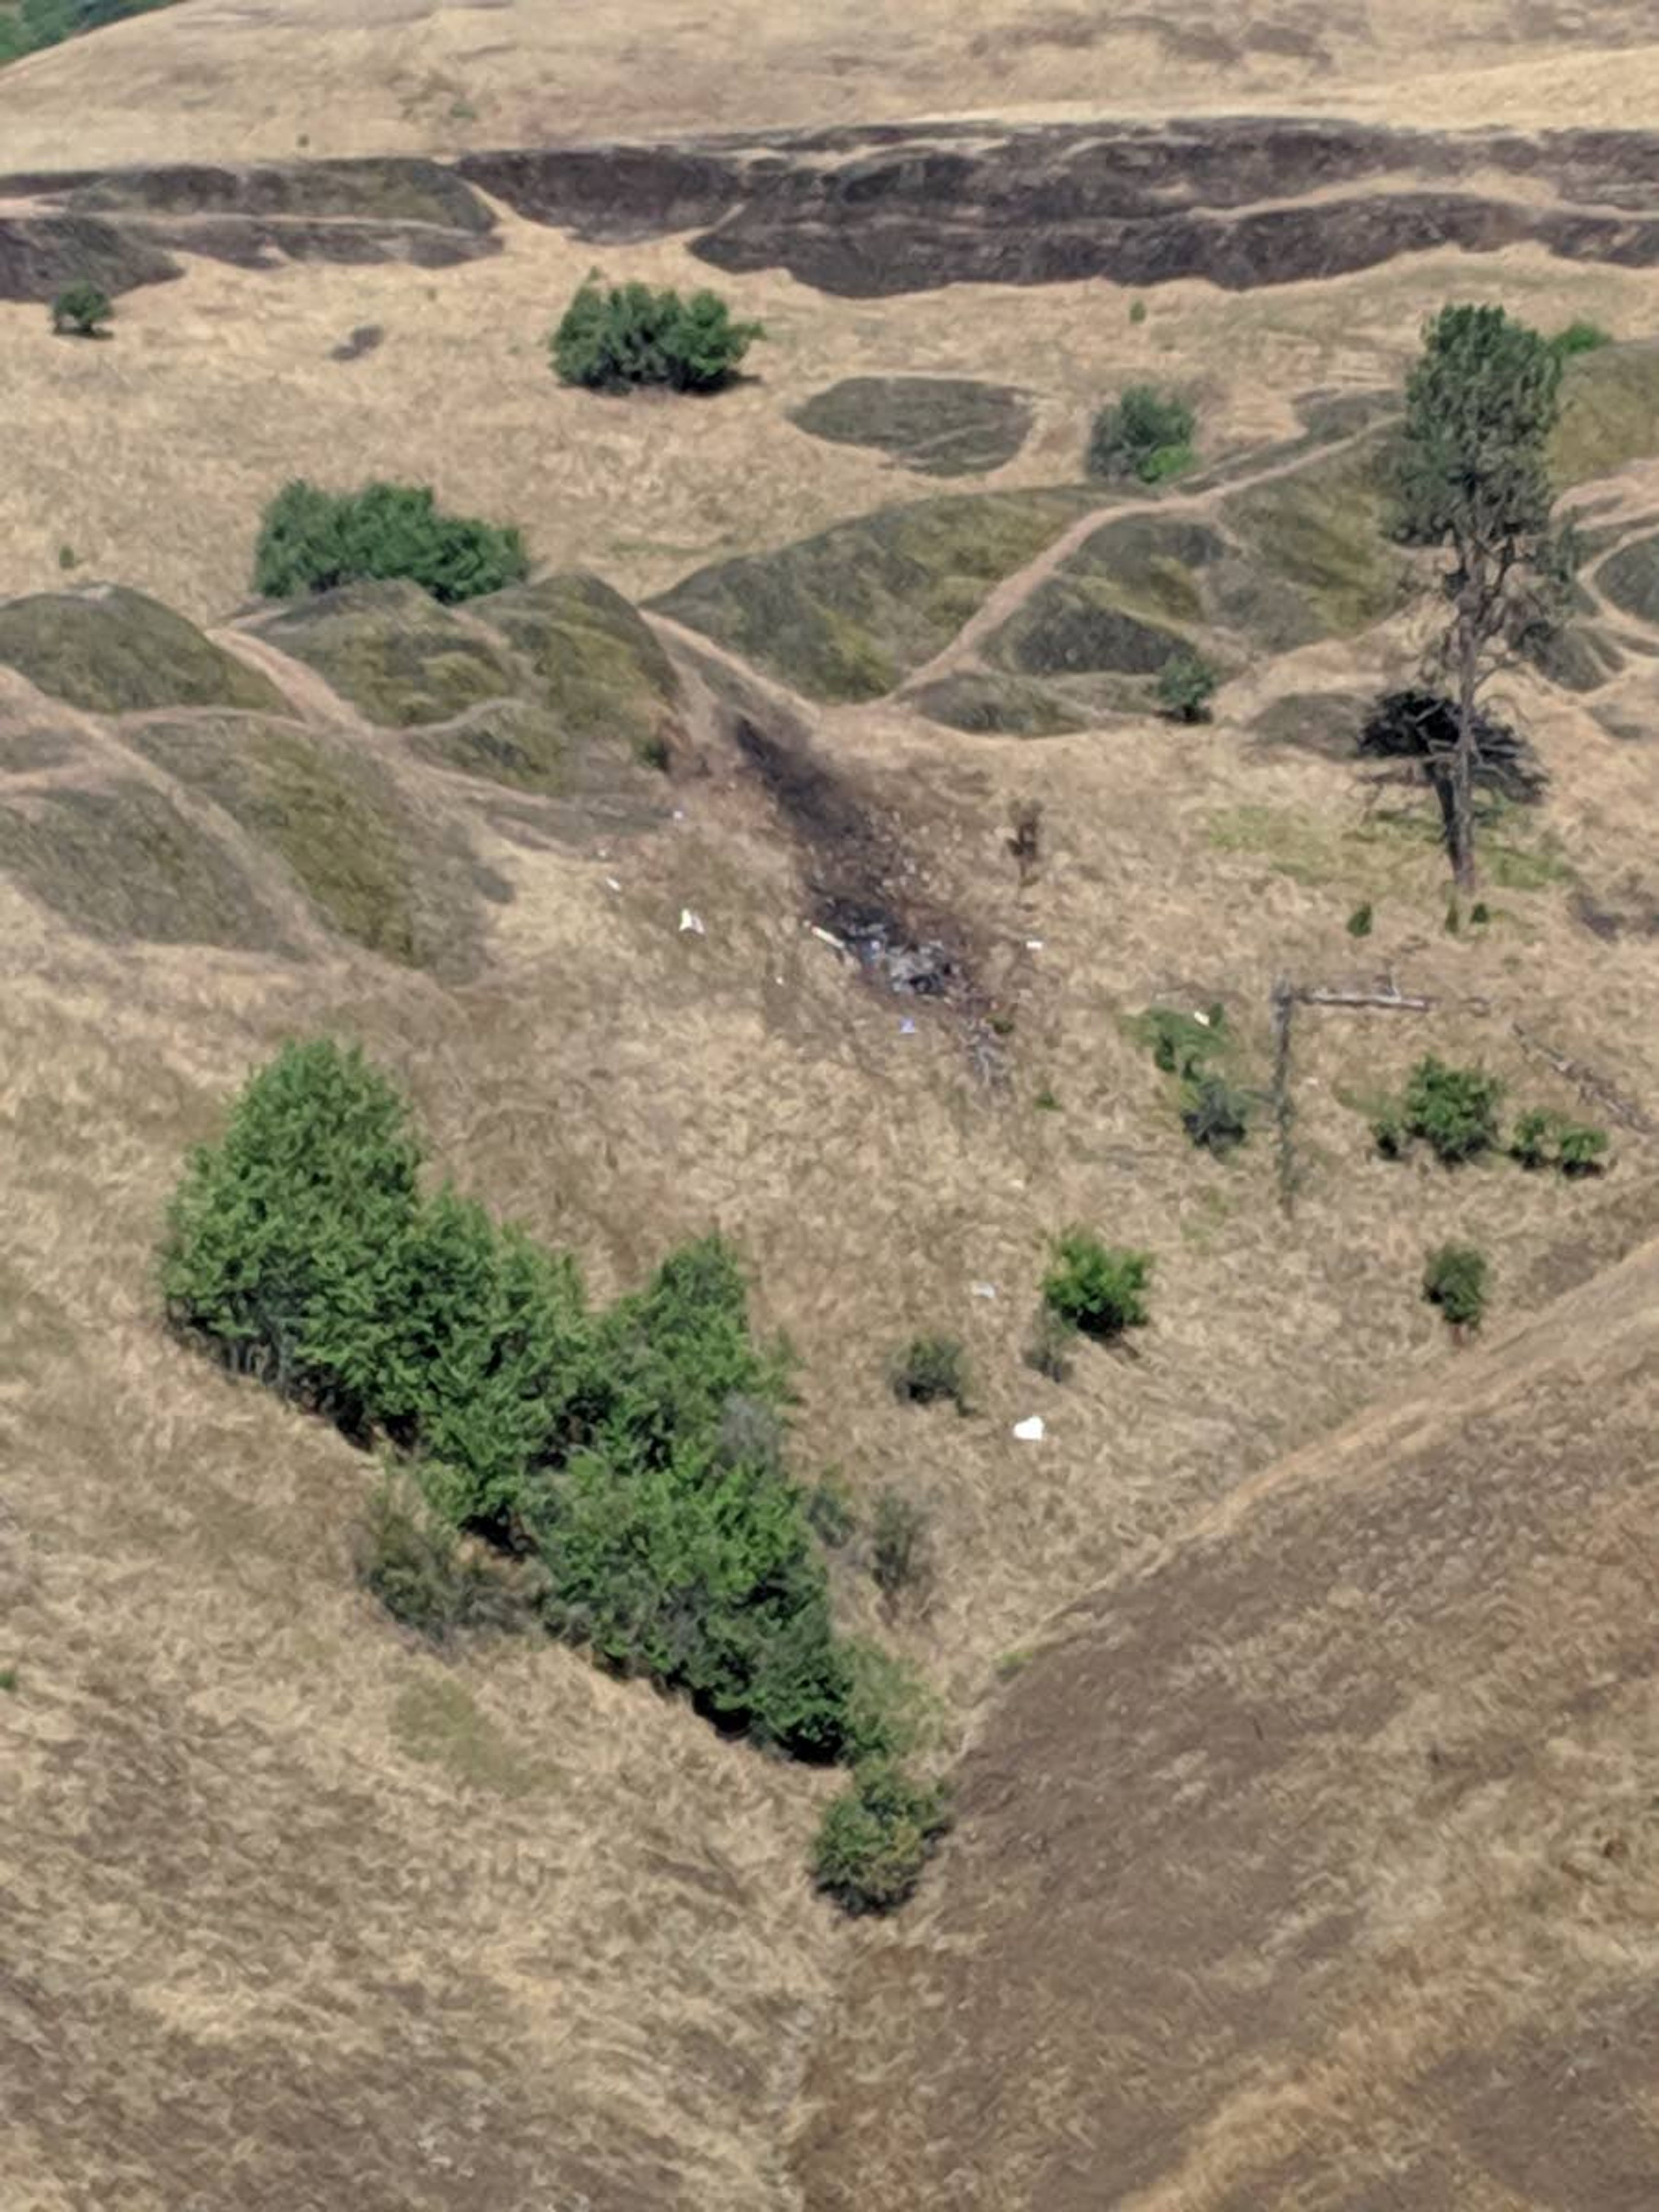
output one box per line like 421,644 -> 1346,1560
902,427 -> 1382,693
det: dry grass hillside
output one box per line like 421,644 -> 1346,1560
2,4 -> 1657,2208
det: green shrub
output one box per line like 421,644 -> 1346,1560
1381,1056 -> 1504,1166
1042,1231 -> 1152,1339
889,1333 -> 972,1413
1156,650 -> 1219,724
870,1488 -> 930,1603
253,479 -> 528,604
1130,1003 -> 1227,1084
1023,1305 -> 1076,1382
1550,319 -> 1612,360
811,1760 -> 950,1914
551,279 -> 763,394
804,1473 -> 856,1548
51,281 -> 112,338
1086,385 -> 1195,484
1423,1242 -> 1489,1330
161,1039 -> 427,1437
1181,1073 -> 1251,1156
1556,1120 -> 1611,1177
164,1046 -> 896,1765
1511,1107 -> 1610,1177
1128,299 -> 1148,327
1347,901 -> 1374,938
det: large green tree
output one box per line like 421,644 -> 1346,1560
1389,304 -> 1567,893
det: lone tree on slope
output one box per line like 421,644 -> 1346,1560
1389,303 -> 1571,895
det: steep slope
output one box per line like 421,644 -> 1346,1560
795,1235 -> 1659,2209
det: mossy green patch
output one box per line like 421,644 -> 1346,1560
906,671 -> 1088,735
988,575 -> 1189,678
391,1677 -> 550,1799
248,580 -> 519,727
0,585 -> 283,715
0,778 -> 286,948
1596,533 -> 1659,627
1206,801 -> 1572,895
1550,342 -> 1659,486
470,569 -> 680,772
129,716 -> 439,964
789,376 -> 1033,477
1220,439 -> 1405,638
649,487 -> 1096,701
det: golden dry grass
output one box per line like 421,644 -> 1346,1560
3,0 -> 1659,168
3,6 -> 1659,2205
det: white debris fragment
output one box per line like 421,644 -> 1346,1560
679,907 -> 706,936
1012,1415 -> 1046,1443
1192,1008 -> 1211,1026
971,1282 -> 998,1300
604,876 -> 622,893
899,1015 -> 917,1035
810,924 -> 849,956
1025,938 -> 1045,952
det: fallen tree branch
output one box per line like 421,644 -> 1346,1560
1511,1023 -> 1656,1136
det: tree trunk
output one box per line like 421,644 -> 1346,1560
1449,592 -> 1481,895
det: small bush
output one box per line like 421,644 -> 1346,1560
57,543 -> 77,571
1181,1074 -> 1251,1157
1086,384 -> 1195,483
1024,1305 -> 1076,1383
1550,319 -> 1611,360
870,1488 -> 931,1603
1042,1231 -> 1151,1339
811,1761 -> 950,1914
1379,1056 -> 1504,1167
1347,901 -> 1374,938
1129,299 -> 1148,326
253,479 -> 528,604
1423,1242 -> 1489,1331
1131,1004 -> 1227,1084
1156,650 -> 1219,724
1512,1108 -> 1610,1177
1556,1121 -> 1611,1177
889,1333 -> 972,1413
551,279 -> 763,394
51,281 -> 112,337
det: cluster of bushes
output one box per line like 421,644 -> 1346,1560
1086,384 -> 1195,484
252,480 -> 528,604
551,280 -> 763,394
162,1040 -> 913,1776
1373,1057 -> 1608,1175
1131,1004 -> 1253,1157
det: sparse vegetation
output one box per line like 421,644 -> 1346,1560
50,281 -> 113,338
870,1488 -> 931,1604
1549,319 -> 1611,361
1156,648 -> 1219,724
1374,1056 -> 1503,1166
162,1039 -> 901,1764
1423,1241 -> 1489,1331
1347,901 -> 1374,938
252,480 -> 528,604
356,1472 -> 536,1641
1086,384 -> 1196,484
889,1333 -> 973,1414
1024,1306 -> 1076,1383
1042,1231 -> 1152,1340
811,1760 -> 950,1915
1130,1004 -> 1251,1154
551,279 -> 763,394
0,1665 -> 16,1694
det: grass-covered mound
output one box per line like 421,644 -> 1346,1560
470,570 -> 682,773
1597,533 -> 1659,626
790,377 -> 1033,478
1549,340 -> 1659,487
247,581 -> 521,727
129,715 -> 478,969
1219,439 -> 1404,638
162,1040 -> 908,1765
0,585 -> 283,715
650,487 -> 1096,701
905,670 -> 1089,736
0,777 -> 287,948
